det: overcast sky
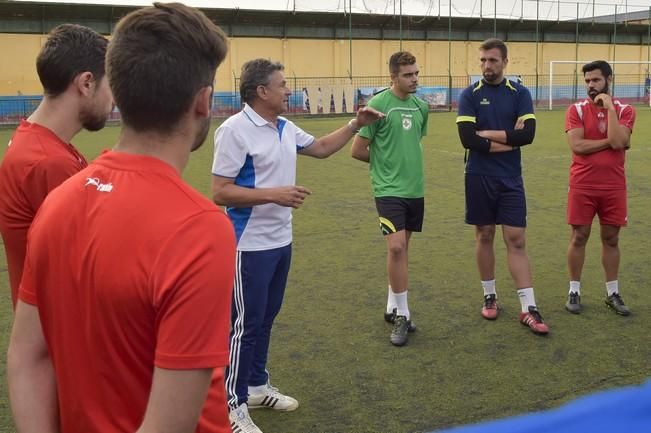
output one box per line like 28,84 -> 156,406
12,0 -> 651,21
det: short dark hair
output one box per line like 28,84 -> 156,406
389,51 -> 416,74
480,38 -> 508,60
36,24 -> 108,97
582,60 -> 612,79
107,2 -> 228,132
240,59 -> 284,105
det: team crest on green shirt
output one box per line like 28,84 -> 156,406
401,114 -> 413,130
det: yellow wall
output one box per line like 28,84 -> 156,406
1,34 -> 46,95
2,32 -> 650,95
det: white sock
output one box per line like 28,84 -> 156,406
517,287 -> 536,313
386,285 -> 397,314
248,384 -> 267,395
606,280 -> 619,297
569,280 -> 581,295
481,279 -> 496,296
394,290 -> 410,320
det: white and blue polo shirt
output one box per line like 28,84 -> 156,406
212,104 -> 315,251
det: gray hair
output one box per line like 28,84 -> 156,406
240,59 -> 285,104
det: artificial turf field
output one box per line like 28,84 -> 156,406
0,108 -> 650,432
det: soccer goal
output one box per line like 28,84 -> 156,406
548,60 -> 651,110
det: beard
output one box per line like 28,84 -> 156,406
588,82 -> 609,100
483,71 -> 499,82
191,116 -> 210,152
80,104 -> 110,132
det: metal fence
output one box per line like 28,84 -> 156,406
2,73 -> 649,125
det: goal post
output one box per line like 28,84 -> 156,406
548,60 -> 651,110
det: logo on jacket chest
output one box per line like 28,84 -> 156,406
401,113 -> 413,130
480,98 -> 490,105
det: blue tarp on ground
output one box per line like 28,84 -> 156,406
432,379 -> 651,433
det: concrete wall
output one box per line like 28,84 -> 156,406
1,33 -> 650,95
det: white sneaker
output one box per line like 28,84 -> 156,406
247,383 -> 299,411
229,404 -> 263,433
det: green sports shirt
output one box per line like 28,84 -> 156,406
358,89 -> 428,198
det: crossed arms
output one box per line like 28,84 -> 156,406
457,116 -> 536,153
566,94 -> 631,155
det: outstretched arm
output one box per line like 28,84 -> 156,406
299,107 -> 385,159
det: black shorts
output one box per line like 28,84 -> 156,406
374,196 -> 424,236
465,174 -> 527,227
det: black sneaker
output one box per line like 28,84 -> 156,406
390,315 -> 410,346
565,291 -> 582,314
605,293 -> 631,316
384,308 -> 416,332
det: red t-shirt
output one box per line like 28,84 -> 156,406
565,98 -> 635,190
0,120 -> 87,306
19,151 -> 236,433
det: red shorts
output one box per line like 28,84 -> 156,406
567,187 -> 627,226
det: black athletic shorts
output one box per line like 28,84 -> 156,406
465,174 -> 527,227
374,196 -> 424,236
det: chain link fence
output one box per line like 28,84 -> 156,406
2,73 -> 649,126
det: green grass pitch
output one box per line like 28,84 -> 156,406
0,109 -> 650,432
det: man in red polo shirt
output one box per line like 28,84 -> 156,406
564,60 -> 635,316
0,24 -> 113,307
8,4 -> 235,433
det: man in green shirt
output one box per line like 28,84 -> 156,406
351,51 -> 428,346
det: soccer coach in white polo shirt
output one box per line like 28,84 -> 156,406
211,58 -> 383,433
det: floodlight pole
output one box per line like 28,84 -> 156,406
448,0 -> 452,111
348,0 -> 352,80
613,5 -> 617,95
399,0 -> 403,50
574,2 -> 579,102
233,70 -> 238,108
648,6 -> 651,108
535,0 -> 539,104
493,0 -> 496,37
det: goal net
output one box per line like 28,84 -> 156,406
548,60 -> 651,110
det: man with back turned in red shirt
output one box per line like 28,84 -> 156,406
8,3 -> 236,433
0,24 -> 113,308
